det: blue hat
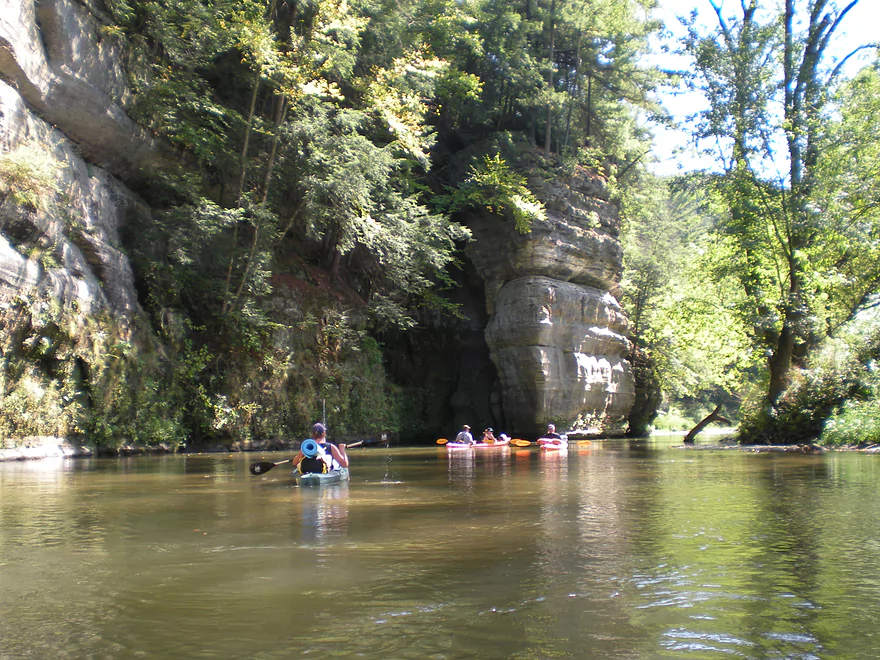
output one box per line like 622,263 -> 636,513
312,422 -> 326,436
301,438 -> 319,458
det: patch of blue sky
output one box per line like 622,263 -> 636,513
645,0 -> 880,177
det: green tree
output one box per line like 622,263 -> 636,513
680,0 -> 879,419
620,174 -> 754,428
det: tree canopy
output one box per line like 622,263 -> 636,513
625,0 -> 880,442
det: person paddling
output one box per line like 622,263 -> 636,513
294,422 -> 349,474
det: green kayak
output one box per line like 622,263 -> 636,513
294,467 -> 350,486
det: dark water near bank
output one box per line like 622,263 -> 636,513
2,437 -> 880,658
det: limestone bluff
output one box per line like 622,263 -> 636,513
465,167 -> 634,437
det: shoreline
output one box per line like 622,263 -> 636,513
3,434 -> 878,463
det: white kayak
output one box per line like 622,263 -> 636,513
537,436 -> 568,450
446,438 -> 511,450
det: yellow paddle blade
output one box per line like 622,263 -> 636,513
436,438 -> 448,444
576,440 -> 592,447
511,439 -> 531,447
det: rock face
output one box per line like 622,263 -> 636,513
466,168 -> 635,436
0,0 -> 157,178
0,0 -> 158,450
0,0 -> 637,445
0,81 -> 146,317
0,0 -> 153,316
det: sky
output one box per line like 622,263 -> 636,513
647,0 -> 880,177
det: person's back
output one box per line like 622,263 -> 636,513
298,441 -> 341,474
454,425 -> 474,445
296,422 -> 348,473
543,424 -> 562,439
298,452 -> 329,474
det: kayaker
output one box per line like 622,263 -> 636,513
294,422 -> 349,473
453,424 -> 475,445
482,428 -> 497,443
542,423 -> 562,440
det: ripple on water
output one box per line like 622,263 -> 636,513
661,628 -> 757,657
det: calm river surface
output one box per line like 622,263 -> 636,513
2,437 -> 880,659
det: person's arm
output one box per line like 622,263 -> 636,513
293,450 -> 305,467
330,443 -> 349,468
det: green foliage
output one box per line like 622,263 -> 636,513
280,101 -> 466,328
822,397 -> 880,447
0,145 -> 60,211
653,409 -> 698,433
620,173 -> 755,418
0,293 -> 187,449
738,311 -> 880,446
677,3 -> 880,422
450,153 -> 545,233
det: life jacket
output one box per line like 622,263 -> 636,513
297,443 -> 340,474
298,455 -> 328,474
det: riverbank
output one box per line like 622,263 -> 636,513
4,433 -> 876,462
0,437 -> 93,461
0,436 -> 183,462
673,441 -> 880,453
0,434 -> 391,462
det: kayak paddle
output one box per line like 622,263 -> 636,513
250,458 -> 291,475
436,438 -> 448,444
249,441 -> 364,475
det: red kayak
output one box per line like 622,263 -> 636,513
446,438 -> 511,450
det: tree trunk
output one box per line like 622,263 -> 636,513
544,0 -> 556,156
683,404 -> 733,444
584,73 -> 592,147
236,68 -> 261,206
259,94 -> 287,208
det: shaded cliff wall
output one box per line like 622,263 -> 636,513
0,0 -> 166,449
380,256 -> 500,440
465,167 -> 635,437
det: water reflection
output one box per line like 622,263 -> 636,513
296,483 -> 350,548
2,446 -> 880,658
447,449 -> 475,491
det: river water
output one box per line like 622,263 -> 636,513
1,437 -> 879,659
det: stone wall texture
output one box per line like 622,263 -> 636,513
0,0 -> 150,320
465,169 -> 635,436
0,0 -> 157,177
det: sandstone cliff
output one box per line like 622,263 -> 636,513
465,168 -> 635,436
0,0 -> 156,449
0,0 -> 636,448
